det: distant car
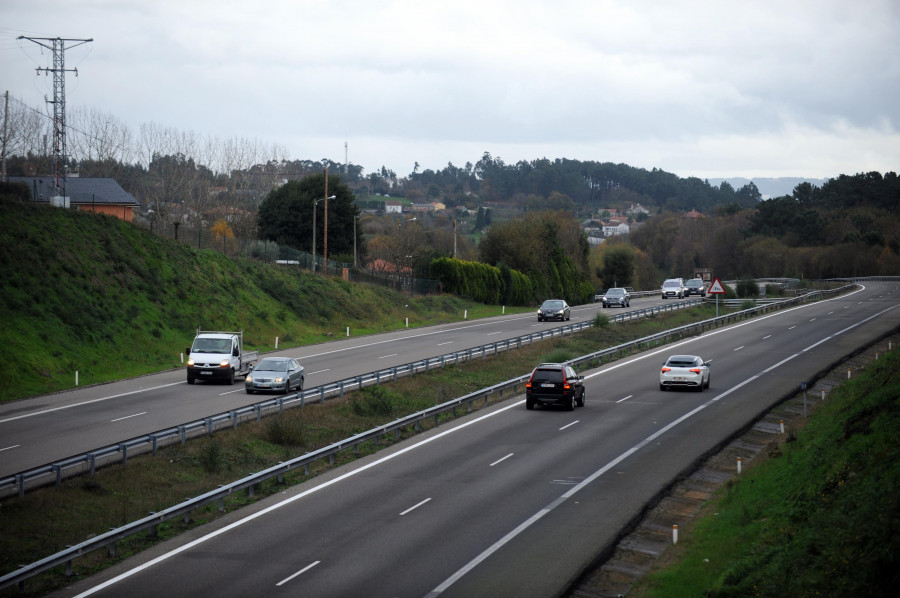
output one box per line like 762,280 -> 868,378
661,278 -> 685,299
601,287 -> 631,308
684,278 -> 707,297
659,354 -> 711,391
525,363 -> 585,410
245,357 -> 305,394
538,299 -> 570,322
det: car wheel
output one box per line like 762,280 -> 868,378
246,389 -> 254,394
567,394 -> 576,411
566,313 -> 570,321
227,369 -> 235,385
705,375 -> 711,389
284,379 -> 291,393
538,316 -> 543,322
660,383 -> 666,391
298,377 -> 304,391
526,399 -> 535,410
187,376 -> 195,385
577,390 -> 585,407
696,380 -> 704,392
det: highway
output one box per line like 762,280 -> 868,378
1,299 -> 616,476
45,281 -> 899,597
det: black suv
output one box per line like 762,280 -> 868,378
525,363 -> 586,411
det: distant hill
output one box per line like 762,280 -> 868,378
706,177 -> 828,199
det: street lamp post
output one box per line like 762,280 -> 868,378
396,217 -> 417,290
312,197 -> 325,272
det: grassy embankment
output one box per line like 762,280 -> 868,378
0,199 -> 527,403
630,347 -> 900,597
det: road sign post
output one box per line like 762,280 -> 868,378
707,277 -> 726,316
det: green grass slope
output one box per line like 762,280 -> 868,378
638,348 -> 900,597
0,200 -> 511,403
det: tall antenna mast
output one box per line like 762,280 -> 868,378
18,35 -> 93,200
344,141 -> 348,173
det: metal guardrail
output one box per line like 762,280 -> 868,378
0,285 -> 857,593
0,298 -> 703,500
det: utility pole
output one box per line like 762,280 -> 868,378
17,35 -> 93,199
1,91 -> 8,182
323,167 -> 329,272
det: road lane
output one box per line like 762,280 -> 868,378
50,282 -> 899,598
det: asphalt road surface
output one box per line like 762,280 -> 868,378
46,281 -> 899,597
1,296 -> 670,477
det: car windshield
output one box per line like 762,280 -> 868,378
542,301 -> 564,309
663,281 -> 680,288
254,359 -> 288,372
687,280 -> 703,287
606,289 -> 624,296
192,338 -> 231,353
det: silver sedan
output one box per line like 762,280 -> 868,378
659,354 -> 711,391
245,357 -> 305,394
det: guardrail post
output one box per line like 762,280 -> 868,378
54,464 -> 61,487
231,410 -> 239,430
16,474 -> 24,498
149,513 -> 158,538
206,419 -> 213,436
392,367 -> 397,382
248,483 -> 254,499
340,381 -> 345,397
319,387 -> 325,403
89,453 -> 96,476
108,529 -> 117,556
65,551 -> 73,576
256,405 -> 263,421
120,443 -> 128,465
180,426 -> 186,445
152,435 -> 159,456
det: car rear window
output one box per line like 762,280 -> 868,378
667,359 -> 695,367
532,368 -> 564,382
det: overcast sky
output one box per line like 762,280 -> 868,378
2,0 -> 898,181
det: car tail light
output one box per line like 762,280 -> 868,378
689,368 -> 702,374
661,367 -> 671,373
526,372 -> 534,389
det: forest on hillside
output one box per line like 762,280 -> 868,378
2,103 -> 898,291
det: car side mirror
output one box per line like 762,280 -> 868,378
233,347 -> 239,357
185,347 -> 191,355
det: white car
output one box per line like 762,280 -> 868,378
659,354 -> 711,391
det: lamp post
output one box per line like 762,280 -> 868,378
316,194 -> 336,274
396,217 -> 417,289
311,197 -> 325,272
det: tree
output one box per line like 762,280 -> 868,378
599,244 -> 636,289
257,173 -> 363,261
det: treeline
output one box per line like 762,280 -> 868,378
606,172 -> 900,286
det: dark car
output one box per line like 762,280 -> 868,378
245,357 -> 305,394
601,287 -> 631,308
537,299 -> 570,322
525,363 -> 585,411
684,278 -> 706,296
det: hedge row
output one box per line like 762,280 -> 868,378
430,257 -> 591,306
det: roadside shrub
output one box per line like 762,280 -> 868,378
542,348 -> 575,364
351,385 -> 395,417
265,415 -> 305,446
740,299 -> 757,311
736,278 -> 760,298
593,312 -> 611,328
199,441 -> 226,473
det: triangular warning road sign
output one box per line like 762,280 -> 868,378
708,277 -> 726,294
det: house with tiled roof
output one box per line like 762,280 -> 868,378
7,176 -> 141,222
